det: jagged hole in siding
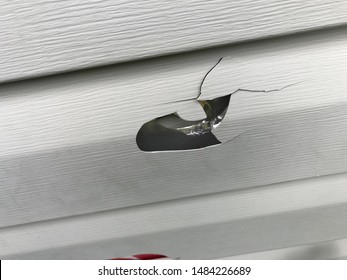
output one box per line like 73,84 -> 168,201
136,58 -> 298,152
136,94 -> 231,152
136,58 -> 232,152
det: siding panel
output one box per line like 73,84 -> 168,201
0,30 -> 347,228
1,0 -> 347,82
2,173 -> 347,259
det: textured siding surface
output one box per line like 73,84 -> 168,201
1,0 -> 347,82
2,174 -> 347,259
1,1 -> 347,259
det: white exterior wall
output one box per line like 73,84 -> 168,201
1,0 -> 347,259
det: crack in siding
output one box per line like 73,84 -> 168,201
136,58 -> 300,152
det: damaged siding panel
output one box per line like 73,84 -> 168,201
1,0 -> 347,82
1,29 -> 347,228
